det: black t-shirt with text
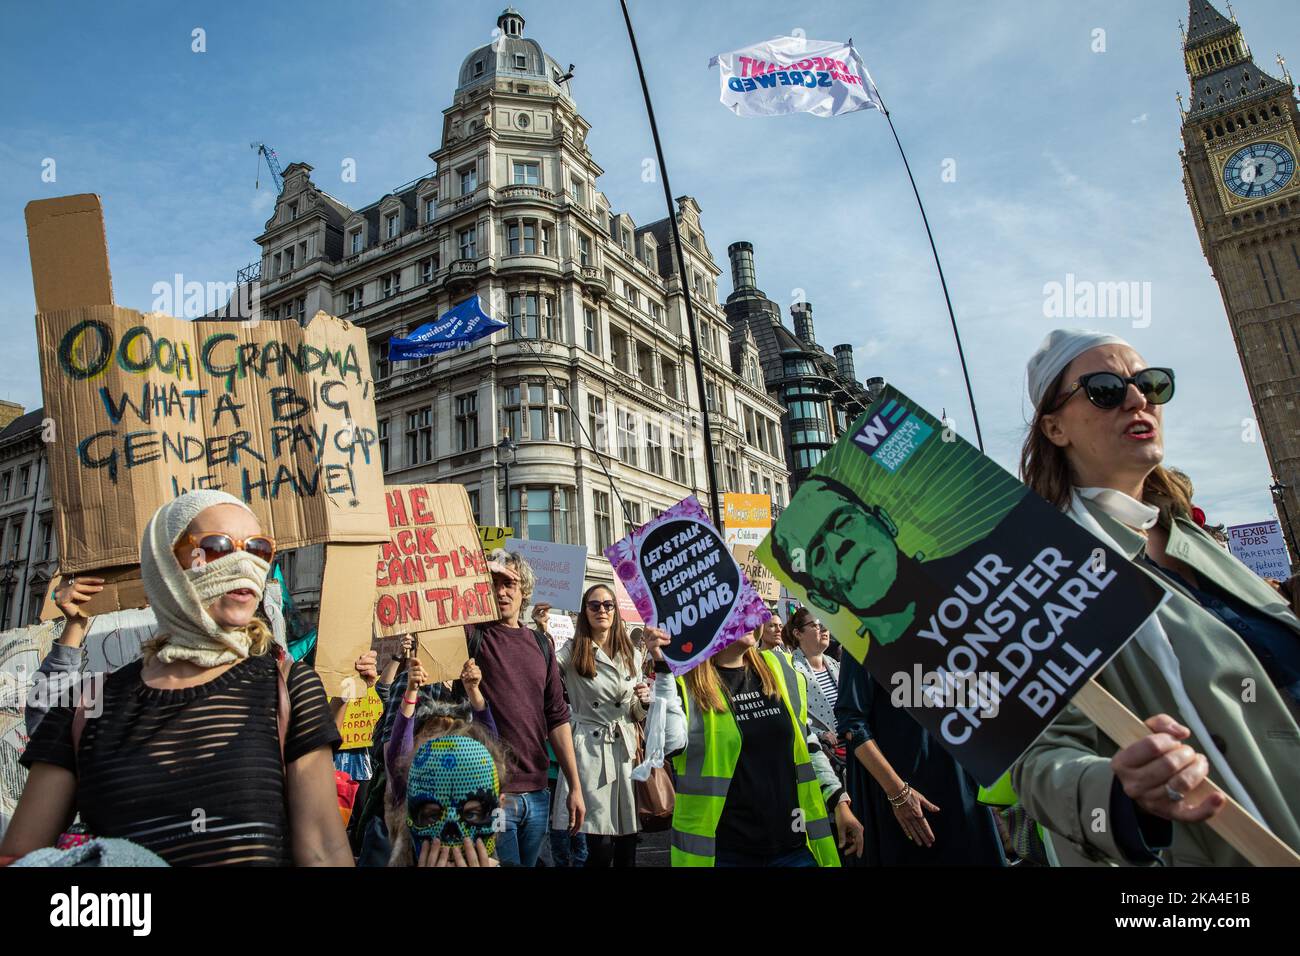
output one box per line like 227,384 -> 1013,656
714,663 -> 804,857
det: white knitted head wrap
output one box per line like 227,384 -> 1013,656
140,490 -> 271,666
1026,328 -> 1128,410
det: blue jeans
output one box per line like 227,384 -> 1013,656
496,790 -> 550,867
715,845 -> 817,868
549,828 -> 589,867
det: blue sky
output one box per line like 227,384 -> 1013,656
1,0 -> 1297,528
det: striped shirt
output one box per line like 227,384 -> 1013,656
813,666 -> 839,709
22,653 -> 339,866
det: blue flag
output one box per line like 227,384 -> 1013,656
388,295 -> 506,360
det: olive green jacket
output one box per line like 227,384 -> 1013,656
1012,501 -> 1300,866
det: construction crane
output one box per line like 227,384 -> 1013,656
251,142 -> 285,194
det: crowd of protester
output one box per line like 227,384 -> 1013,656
1,328 -> 1299,868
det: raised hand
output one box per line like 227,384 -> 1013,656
53,575 -> 104,622
353,650 -> 379,687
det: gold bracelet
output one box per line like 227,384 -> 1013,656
888,783 -> 911,807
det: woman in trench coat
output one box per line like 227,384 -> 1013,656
552,584 -> 651,866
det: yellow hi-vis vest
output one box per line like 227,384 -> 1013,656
670,649 -> 840,867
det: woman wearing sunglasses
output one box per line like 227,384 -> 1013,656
1012,329 -> 1300,867
550,584 -> 654,866
1,490 -> 352,866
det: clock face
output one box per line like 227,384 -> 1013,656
1223,142 -> 1296,199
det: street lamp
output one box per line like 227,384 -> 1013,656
1269,479 -> 1299,567
497,433 -> 517,528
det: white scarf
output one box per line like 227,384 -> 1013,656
140,490 -> 270,668
1067,487 -> 1264,822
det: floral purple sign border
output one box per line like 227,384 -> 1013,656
604,495 -> 771,675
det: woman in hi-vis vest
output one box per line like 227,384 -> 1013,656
644,627 -> 865,867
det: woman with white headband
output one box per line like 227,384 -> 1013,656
1011,329 -> 1300,866
1,490 -> 352,866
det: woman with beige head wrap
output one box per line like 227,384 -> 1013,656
2,491 -> 353,867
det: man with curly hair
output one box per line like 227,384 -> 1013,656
465,550 -> 584,866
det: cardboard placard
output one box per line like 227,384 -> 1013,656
336,687 -> 384,750
478,526 -> 513,550
412,627 -> 470,685
1226,520 -> 1292,580
374,485 -> 497,636
607,495 -> 770,675
723,492 -> 772,548
755,386 -> 1167,786
26,195 -> 391,587
39,565 -> 147,621
370,634 -> 409,676
316,542 -> 383,699
732,543 -> 780,602
503,538 -> 588,611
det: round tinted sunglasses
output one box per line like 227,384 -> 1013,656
586,600 -> 616,613
1051,368 -> 1175,412
180,532 -> 276,564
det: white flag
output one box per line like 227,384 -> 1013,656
708,36 -> 883,118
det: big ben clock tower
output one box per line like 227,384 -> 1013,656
1180,1 -> 1300,561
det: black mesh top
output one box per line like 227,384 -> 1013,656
21,653 -> 340,866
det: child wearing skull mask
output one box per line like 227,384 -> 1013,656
386,714 -> 510,867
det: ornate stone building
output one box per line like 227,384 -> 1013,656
251,8 -> 789,618
1180,1 -> 1300,557
0,408 -> 56,631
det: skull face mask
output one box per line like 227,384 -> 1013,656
407,735 -> 500,856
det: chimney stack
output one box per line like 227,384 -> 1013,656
865,377 -> 886,404
833,344 -> 856,381
727,241 -> 759,293
791,302 -> 816,347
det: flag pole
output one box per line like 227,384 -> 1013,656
618,0 -> 725,529
870,76 -> 986,453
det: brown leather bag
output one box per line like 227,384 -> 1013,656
633,724 -> 675,832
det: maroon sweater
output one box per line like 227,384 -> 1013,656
474,621 -> 570,792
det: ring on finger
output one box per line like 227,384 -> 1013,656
1165,784 -> 1185,803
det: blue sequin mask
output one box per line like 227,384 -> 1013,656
407,736 -> 500,855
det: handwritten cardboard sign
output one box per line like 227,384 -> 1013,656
732,543 -> 780,602
607,495 -> 770,675
375,485 -> 498,636
27,196 -> 390,583
336,687 -> 384,750
503,538 -> 588,612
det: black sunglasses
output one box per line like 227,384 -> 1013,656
586,600 -> 616,613
1051,368 -> 1175,412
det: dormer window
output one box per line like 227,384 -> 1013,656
474,60 -> 484,77
514,53 -> 527,70
386,212 -> 400,239
349,228 -> 364,255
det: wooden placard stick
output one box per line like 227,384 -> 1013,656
1072,678 -> 1300,867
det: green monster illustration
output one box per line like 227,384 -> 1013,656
771,476 -> 924,646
